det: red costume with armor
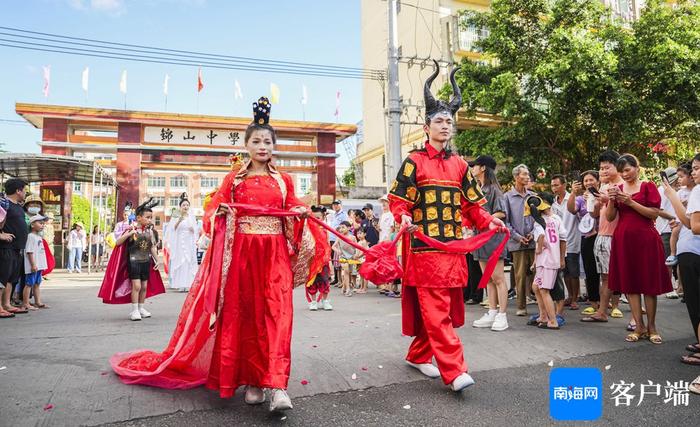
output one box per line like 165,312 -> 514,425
388,60 -> 494,386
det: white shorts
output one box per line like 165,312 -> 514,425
594,235 -> 612,275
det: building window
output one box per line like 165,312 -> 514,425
151,196 -> 165,207
169,197 -> 181,207
201,177 -> 219,188
155,215 -> 161,226
170,176 -> 188,188
458,17 -> 489,52
297,175 -> 311,196
73,182 -> 82,194
147,176 -> 165,188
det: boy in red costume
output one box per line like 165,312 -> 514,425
388,61 -> 505,391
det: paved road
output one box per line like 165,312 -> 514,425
1,271 -> 697,426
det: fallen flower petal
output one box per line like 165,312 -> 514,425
44,404 -> 54,411
300,379 -> 309,385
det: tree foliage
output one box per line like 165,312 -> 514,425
71,194 -> 113,231
453,0 -> 700,178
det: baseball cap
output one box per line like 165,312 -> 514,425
468,155 -> 497,170
29,214 -> 48,223
378,195 -> 389,203
331,200 -> 342,205
362,203 -> 374,210
663,167 -> 678,185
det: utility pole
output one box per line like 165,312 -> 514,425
386,0 -> 402,190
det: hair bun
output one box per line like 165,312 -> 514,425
252,96 -> 271,125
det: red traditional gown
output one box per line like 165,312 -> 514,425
388,142 -> 493,385
110,161 -> 329,397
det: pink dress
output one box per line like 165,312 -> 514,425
608,181 -> 672,296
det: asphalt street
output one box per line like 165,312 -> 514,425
1,271 -> 697,426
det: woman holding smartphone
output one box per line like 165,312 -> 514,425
606,154 -> 672,344
567,171 -> 601,315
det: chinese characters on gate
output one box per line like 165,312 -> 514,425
145,126 -> 241,147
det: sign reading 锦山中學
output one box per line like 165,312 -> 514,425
144,127 -> 243,147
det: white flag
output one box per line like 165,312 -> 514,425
81,67 -> 89,93
163,74 -> 170,96
119,70 -> 127,94
301,84 -> 308,105
234,79 -> 243,100
42,65 -> 50,98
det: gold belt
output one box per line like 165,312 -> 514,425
236,216 -> 283,235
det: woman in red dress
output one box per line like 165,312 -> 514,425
607,154 -> 672,344
110,97 -> 329,412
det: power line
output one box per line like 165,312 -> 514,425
0,26 -> 385,81
0,39 -> 380,80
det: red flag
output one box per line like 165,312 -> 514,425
197,68 -> 204,93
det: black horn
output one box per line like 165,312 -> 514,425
448,66 -> 462,115
423,59 -> 440,116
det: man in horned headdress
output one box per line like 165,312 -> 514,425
388,60 -> 505,391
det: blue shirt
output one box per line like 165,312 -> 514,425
329,209 -> 349,242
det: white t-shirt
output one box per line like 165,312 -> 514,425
655,185 -> 675,234
552,192 -> 580,254
677,186 -> 700,256
25,232 -> 48,272
533,214 -> 566,270
379,211 -> 395,242
68,229 -> 86,249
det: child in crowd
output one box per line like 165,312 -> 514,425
332,221 -> 357,297
23,215 -> 49,310
307,206 -> 333,310
354,229 -> 369,294
114,198 -> 161,321
526,194 -> 566,330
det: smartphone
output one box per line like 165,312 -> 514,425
588,187 -> 600,197
660,171 -> 668,182
572,170 -> 581,184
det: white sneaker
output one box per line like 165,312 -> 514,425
309,301 -> 318,311
269,389 -> 293,412
139,307 -> 152,318
665,291 -> 679,299
451,373 -> 475,391
244,386 -> 265,405
406,361 -> 441,378
322,300 -> 333,311
516,309 -> 528,316
472,312 -> 496,328
130,310 -> 142,321
491,313 -> 509,331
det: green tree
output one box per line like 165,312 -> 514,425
452,0 -> 700,178
342,163 -> 357,187
71,194 -> 112,232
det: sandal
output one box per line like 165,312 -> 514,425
625,332 -> 646,342
685,343 -> 700,353
569,303 -> 579,310
538,323 -> 560,330
690,375 -> 700,395
0,311 -> 15,318
581,316 -> 608,323
648,334 -> 663,345
626,322 -> 636,332
610,308 -> 624,318
581,307 -> 596,315
7,307 -> 28,314
680,353 -> 700,366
